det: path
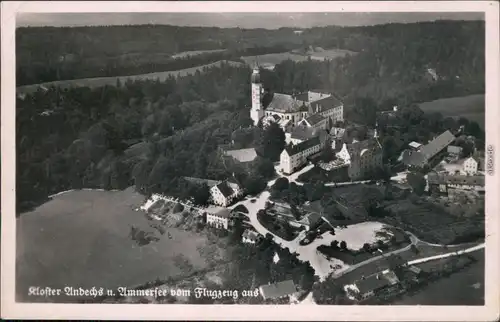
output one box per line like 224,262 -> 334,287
407,243 -> 485,265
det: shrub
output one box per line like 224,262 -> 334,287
173,202 -> 184,213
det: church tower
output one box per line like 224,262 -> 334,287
250,66 -> 264,126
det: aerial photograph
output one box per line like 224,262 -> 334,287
15,11 -> 486,306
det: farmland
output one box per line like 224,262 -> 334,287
16,188 -> 228,303
16,60 -> 244,94
306,48 -> 357,61
171,49 -> 227,59
240,52 -> 309,69
418,94 -> 485,129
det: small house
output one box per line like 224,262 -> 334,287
259,280 -> 297,301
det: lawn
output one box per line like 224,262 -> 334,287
16,60 -> 244,94
241,52 -> 309,69
16,188 -> 226,303
418,94 -> 485,129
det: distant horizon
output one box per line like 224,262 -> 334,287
16,12 -> 485,29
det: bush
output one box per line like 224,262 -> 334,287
173,203 -> 184,213
233,204 -> 249,214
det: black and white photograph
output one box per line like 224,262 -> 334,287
1,1 -> 499,321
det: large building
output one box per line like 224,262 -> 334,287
210,178 -> 243,207
279,136 -> 322,174
336,138 -> 383,180
250,67 -> 343,128
205,207 -> 231,230
401,130 -> 455,168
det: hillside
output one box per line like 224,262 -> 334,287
16,20 -> 484,87
16,20 -> 485,213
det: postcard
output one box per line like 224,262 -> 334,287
1,1 -> 499,320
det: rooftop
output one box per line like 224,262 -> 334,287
310,94 -> 343,112
224,148 -> 258,163
419,130 -> 455,160
259,280 -> 297,299
305,113 -> 326,126
214,181 -> 235,198
266,93 -> 306,113
355,274 -> 391,294
284,136 -> 321,156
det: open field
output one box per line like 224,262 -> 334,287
393,249 -> 484,305
171,49 -> 226,59
16,60 -> 244,94
307,49 -> 357,61
16,188 -> 225,303
241,52 -> 309,69
418,94 -> 485,129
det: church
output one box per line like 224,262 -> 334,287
249,67 -> 344,129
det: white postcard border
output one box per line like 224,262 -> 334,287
2,1 -> 499,321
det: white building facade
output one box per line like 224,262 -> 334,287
206,208 -> 231,229
462,157 -> 478,175
280,137 -> 321,174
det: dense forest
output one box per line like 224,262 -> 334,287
16,20 -> 485,214
16,20 -> 484,86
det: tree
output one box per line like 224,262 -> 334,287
406,172 -> 426,196
362,243 -> 371,252
272,177 -> 289,191
243,175 -> 267,196
253,156 -> 275,179
330,240 -> 339,249
321,139 -> 335,162
410,244 -> 419,254
340,241 -> 347,250
258,122 -> 285,161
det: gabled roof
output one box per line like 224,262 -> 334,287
305,113 -> 326,126
210,208 -> 231,218
259,280 -> 297,299
214,181 -> 235,198
266,93 -> 306,113
355,274 -> 391,294
346,138 -> 382,159
401,150 -> 427,167
310,94 -> 343,112
419,130 -> 455,160
284,136 -> 321,156
291,126 -> 317,141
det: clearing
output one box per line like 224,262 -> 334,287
307,48 -> 357,61
16,60 -> 244,94
241,52 -> 309,69
171,49 -> 226,59
418,94 -> 485,129
16,187 -> 226,303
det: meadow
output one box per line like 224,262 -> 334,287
16,188 -> 225,303
171,49 -> 226,59
307,48 -> 357,61
240,52 -> 309,69
16,60 -> 244,94
418,94 -> 485,129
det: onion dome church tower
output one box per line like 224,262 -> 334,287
250,66 -> 265,126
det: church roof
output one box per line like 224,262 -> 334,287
266,93 -> 306,113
